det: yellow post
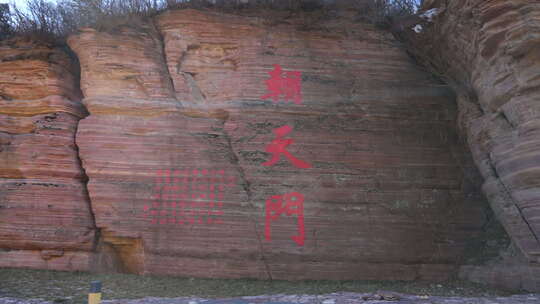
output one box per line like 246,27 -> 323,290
88,281 -> 102,304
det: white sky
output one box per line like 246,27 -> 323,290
0,0 -> 25,11
0,0 -> 43,13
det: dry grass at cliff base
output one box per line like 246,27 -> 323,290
0,268 -> 517,304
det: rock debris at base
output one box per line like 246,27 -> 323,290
1,292 -> 540,304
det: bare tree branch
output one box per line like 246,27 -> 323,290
2,0 -> 420,42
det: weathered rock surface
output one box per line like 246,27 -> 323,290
397,0 -> 540,291
66,9 -> 490,280
0,40 -> 95,270
0,40 -> 81,101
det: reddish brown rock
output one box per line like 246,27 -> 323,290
397,0 -> 540,291
67,9 -> 489,280
0,39 -> 82,101
0,40 -> 96,267
0,249 -> 91,271
71,26 -> 175,101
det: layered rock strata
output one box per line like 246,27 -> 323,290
397,0 -> 540,291
65,10 -> 490,280
0,40 -> 96,269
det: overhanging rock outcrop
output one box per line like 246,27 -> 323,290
397,0 -> 540,291
0,39 -> 96,269
63,9 -> 490,280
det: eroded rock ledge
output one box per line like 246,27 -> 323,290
397,0 -> 540,291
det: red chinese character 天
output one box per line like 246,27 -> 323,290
262,125 -> 311,169
261,64 -> 303,104
265,192 -> 305,246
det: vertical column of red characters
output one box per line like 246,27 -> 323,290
260,64 -> 310,246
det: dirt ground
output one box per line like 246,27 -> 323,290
0,268 -> 537,304
2,293 -> 540,304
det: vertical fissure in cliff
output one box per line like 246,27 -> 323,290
64,44 -> 102,250
486,153 -> 540,247
151,17 -> 179,104
74,120 -> 102,251
221,125 -> 273,280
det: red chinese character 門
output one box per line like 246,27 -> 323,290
261,64 -> 302,104
262,125 -> 311,169
265,192 -> 305,246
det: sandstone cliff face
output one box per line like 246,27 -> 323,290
399,0 -> 540,291
0,40 -> 96,270
60,9 -> 489,280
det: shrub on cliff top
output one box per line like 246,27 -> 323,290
0,3 -> 11,39
3,0 -> 421,42
7,0 -> 165,41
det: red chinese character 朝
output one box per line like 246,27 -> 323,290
265,192 -> 305,246
262,125 -> 311,169
261,64 -> 303,104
